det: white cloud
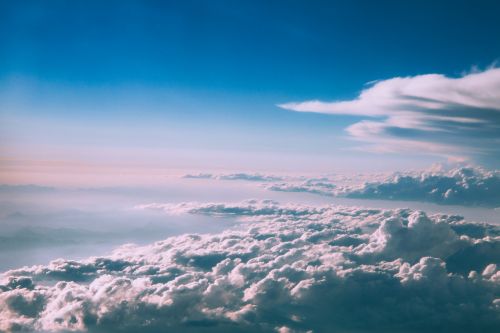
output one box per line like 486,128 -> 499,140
279,68 -> 500,116
266,166 -> 500,207
346,166 -> 500,207
278,67 -> 500,157
2,200 -> 499,332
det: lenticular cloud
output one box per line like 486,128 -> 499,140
1,200 -> 499,332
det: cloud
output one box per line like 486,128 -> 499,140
266,178 -> 338,197
278,67 -> 500,158
183,173 -> 286,182
265,166 -> 500,207
2,200 -> 499,332
266,179 -> 339,198
346,166 -> 500,207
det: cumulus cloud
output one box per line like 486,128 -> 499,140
265,166 -> 500,207
183,173 -> 286,182
346,166 -> 500,207
266,179 -> 341,198
2,200 -> 499,332
278,67 -> 500,158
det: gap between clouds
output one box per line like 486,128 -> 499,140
278,67 -> 500,159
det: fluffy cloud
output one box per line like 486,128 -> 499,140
346,167 -> 500,207
2,200 -> 499,332
278,67 -> 500,158
266,167 -> 500,207
183,173 -> 286,182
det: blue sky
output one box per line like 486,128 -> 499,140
1,4 -> 500,331
1,0 -> 500,184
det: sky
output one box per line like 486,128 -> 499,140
1,0 -> 500,185
1,3 -> 500,332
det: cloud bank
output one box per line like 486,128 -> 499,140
346,167 -> 500,207
266,167 -> 500,207
279,67 -> 500,158
2,200 -> 499,332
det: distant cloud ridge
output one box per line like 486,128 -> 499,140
265,167 -> 500,207
347,167 -> 500,207
183,173 -> 285,182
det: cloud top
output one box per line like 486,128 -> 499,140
2,200 -> 499,332
183,173 -> 286,182
266,167 -> 500,207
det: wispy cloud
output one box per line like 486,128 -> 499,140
279,67 -> 500,158
183,173 -> 286,182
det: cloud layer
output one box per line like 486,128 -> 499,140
346,167 -> 500,207
266,178 -> 338,197
279,67 -> 500,158
183,173 -> 286,182
266,167 -> 500,207
2,200 -> 499,332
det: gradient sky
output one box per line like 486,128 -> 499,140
1,0 -> 500,185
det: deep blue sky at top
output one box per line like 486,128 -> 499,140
3,0 -> 500,96
1,0 -> 500,175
